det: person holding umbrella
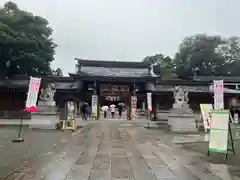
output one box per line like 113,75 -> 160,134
109,104 -> 116,118
118,102 -> 124,118
101,104 -> 109,119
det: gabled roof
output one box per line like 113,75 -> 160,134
69,73 -> 155,82
55,81 -> 82,90
75,58 -> 149,68
79,66 -> 149,77
74,58 -> 151,78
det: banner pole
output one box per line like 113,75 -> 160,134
147,112 -> 150,127
12,77 -> 41,143
12,110 -> 24,143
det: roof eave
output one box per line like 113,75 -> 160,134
69,74 -> 156,82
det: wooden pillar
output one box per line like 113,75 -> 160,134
128,95 -> 131,120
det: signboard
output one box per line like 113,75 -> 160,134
92,95 -> 98,119
209,110 -> 229,153
213,80 -> 224,109
67,101 -> 75,120
105,96 -> 120,101
100,84 -> 129,96
25,77 -> 41,112
131,96 -> 137,119
200,104 -> 213,132
147,92 -> 152,112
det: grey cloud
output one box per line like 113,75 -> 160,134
1,0 -> 240,75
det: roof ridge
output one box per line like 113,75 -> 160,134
75,58 -> 149,68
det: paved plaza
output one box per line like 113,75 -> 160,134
1,120 -> 240,179
0,127 -> 73,179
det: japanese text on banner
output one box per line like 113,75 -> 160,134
25,77 -> 41,112
147,92 -> 152,112
213,80 -> 224,110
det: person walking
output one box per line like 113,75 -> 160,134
86,105 -> 91,120
110,104 -> 116,118
81,102 -> 88,120
118,104 -> 123,118
118,102 -> 124,119
101,105 -> 109,119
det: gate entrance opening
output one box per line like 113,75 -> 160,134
99,83 -> 130,119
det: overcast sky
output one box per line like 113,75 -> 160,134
1,0 -> 240,75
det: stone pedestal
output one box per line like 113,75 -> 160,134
30,101 -> 58,129
168,103 -> 198,133
36,101 -> 57,113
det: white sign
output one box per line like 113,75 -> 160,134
200,104 -> 213,132
213,80 -> 224,109
67,101 -> 75,120
131,96 -> 137,119
209,110 -> 229,153
92,95 -> 98,119
214,93 -> 224,110
25,77 -> 41,112
147,92 -> 152,112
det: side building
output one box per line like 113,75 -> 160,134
0,60 -> 239,121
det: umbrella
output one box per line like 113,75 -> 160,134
110,104 -> 116,108
101,105 -> 108,111
118,102 -> 125,107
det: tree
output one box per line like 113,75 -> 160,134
52,68 -> 63,76
143,54 -> 175,78
0,1 -> 56,79
174,34 -> 240,78
215,36 -> 240,76
174,34 -> 226,78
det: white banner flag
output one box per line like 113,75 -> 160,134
213,80 -> 224,109
25,77 -> 41,112
147,92 -> 152,112
131,96 -> 137,118
91,95 -> 98,119
213,80 -> 224,93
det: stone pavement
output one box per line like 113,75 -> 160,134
3,120 -> 240,180
0,127 -> 73,179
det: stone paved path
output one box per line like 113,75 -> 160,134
3,121 -> 240,180
0,127 -> 73,179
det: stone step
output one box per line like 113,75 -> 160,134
30,115 -> 58,130
168,115 -> 198,132
171,123 -> 196,127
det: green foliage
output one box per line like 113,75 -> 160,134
52,68 -> 63,76
215,36 -> 240,76
144,34 -> 240,79
143,54 -> 176,78
174,34 -> 240,78
0,1 -> 57,79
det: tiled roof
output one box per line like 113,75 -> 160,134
156,85 -> 240,93
0,80 -> 29,87
55,82 -> 81,90
75,58 -> 149,68
193,76 -> 240,82
79,66 -> 149,77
